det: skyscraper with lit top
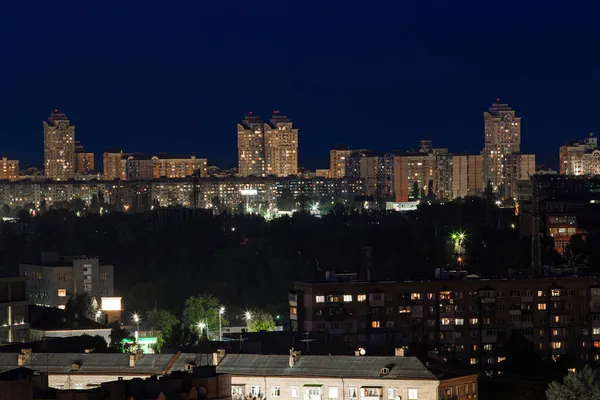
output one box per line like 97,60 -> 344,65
237,113 -> 266,177
43,110 -> 75,180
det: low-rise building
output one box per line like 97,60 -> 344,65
0,276 -> 30,344
20,253 -> 114,309
217,352 -> 477,400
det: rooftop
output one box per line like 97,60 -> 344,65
216,354 -> 436,380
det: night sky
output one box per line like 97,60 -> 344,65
1,1 -> 598,169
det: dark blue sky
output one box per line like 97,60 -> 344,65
1,1 -> 598,169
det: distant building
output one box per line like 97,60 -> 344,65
237,113 -> 266,177
125,154 -> 153,181
482,101 -> 522,197
74,142 -> 94,174
329,148 -> 352,179
43,110 -> 75,180
315,169 -> 330,178
452,154 -> 483,198
152,154 -> 207,178
504,153 -> 535,199
393,140 -> 449,202
20,253 -> 114,309
103,150 -> 130,180
238,112 -> 298,177
0,156 -> 19,181
560,133 -> 600,175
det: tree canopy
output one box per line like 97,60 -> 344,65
546,366 -> 600,400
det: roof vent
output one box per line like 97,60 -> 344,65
381,367 -> 390,375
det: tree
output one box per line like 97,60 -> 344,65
546,366 -> 600,400
109,323 -> 133,348
65,293 -> 99,320
563,234 -> 586,269
146,309 -> 179,340
247,309 -> 276,332
17,209 -> 31,224
182,295 -> 228,339
212,196 -> 223,214
411,181 -> 419,200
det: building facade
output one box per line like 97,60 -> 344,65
560,133 -> 600,175
152,154 -> 207,178
452,155 -> 483,199
238,114 -> 266,177
504,153 -> 535,200
217,353 -> 448,400
20,254 -> 114,309
43,110 -> 75,180
330,149 -> 352,179
290,275 -> 600,369
0,157 -> 19,181
75,152 -> 95,174
482,101 -> 521,197
265,113 -> 298,177
0,277 -> 30,343
103,151 -> 129,180
393,140 -> 450,202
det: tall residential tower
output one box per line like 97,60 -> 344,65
238,112 -> 298,177
43,110 -> 75,180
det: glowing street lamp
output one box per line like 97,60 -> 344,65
197,321 -> 207,338
245,311 -> 252,327
218,307 -> 225,341
132,313 -> 140,339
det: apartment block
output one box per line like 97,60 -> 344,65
560,133 -> 600,175
43,110 -> 75,180
217,353 -> 476,400
75,152 -> 95,174
330,148 -> 352,179
0,156 -> 19,181
20,253 -> 114,309
238,113 -> 298,177
152,154 -> 207,178
125,155 -> 154,180
482,101 -> 521,197
289,275 -> 600,369
103,150 -> 130,180
452,155 -> 483,198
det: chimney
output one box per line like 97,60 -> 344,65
18,349 -> 32,367
212,349 -> 226,365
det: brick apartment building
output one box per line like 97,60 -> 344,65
289,273 -> 600,369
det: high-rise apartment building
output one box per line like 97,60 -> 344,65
265,112 -> 298,177
152,154 -> 207,178
43,110 -> 75,180
0,156 -> 19,181
330,148 -> 352,178
504,153 -> 535,200
125,154 -> 153,181
103,150 -> 130,180
482,101 -> 521,197
452,155 -> 483,198
238,112 -> 298,177
559,133 -> 600,175
394,140 -> 449,202
238,113 -> 266,177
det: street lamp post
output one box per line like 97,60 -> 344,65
218,307 -> 225,341
197,321 -> 207,339
132,313 -> 140,341
245,311 -> 252,331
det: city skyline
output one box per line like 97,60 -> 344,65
2,2 -> 599,170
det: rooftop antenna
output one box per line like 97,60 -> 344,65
300,331 -> 316,353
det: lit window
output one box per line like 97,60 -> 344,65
551,289 -> 561,297
455,318 -> 464,326
343,295 -> 352,302
371,321 -> 380,328
57,289 -> 66,297
57,305 -> 66,310
316,296 -> 325,303
469,318 -> 478,325
551,342 -> 563,349
387,389 -> 397,400
329,387 -> 339,399
411,293 -> 422,300
538,303 -> 546,310
470,358 -> 478,365
357,294 -> 366,302
408,388 -> 418,400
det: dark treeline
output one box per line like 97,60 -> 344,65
0,197 -> 588,317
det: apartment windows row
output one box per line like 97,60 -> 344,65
313,288 -> 596,305
440,383 -> 478,400
232,385 -> 420,400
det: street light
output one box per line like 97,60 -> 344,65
245,311 -> 252,327
218,307 -> 225,341
132,313 -> 140,340
197,321 -> 207,338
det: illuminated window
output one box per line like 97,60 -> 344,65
343,295 -> 352,302
440,318 -> 452,325
551,289 -> 561,297
57,289 -> 66,297
290,307 -> 297,315
316,296 -> 325,303
551,342 -> 563,349
455,318 -> 464,326
57,305 -> 65,310
357,294 -> 366,302
469,318 -> 478,325
537,290 -> 545,297
411,293 -> 422,300
470,358 -> 478,365
371,321 -> 380,328
538,303 -> 546,310
408,389 -> 418,400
